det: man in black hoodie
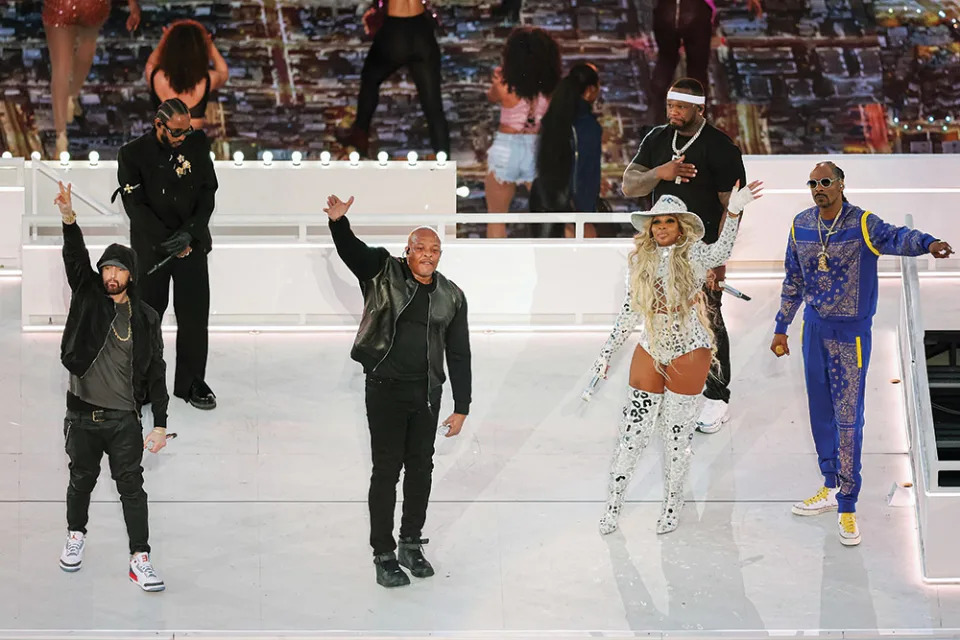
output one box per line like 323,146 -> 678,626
324,194 -> 471,588
115,98 -> 218,410
55,182 -> 169,592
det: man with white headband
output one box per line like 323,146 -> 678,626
621,77 -> 746,435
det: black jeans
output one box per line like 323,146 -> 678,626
703,286 -> 731,403
64,409 -> 149,555
137,246 -> 210,398
651,0 -> 713,118
356,14 -> 450,154
365,376 -> 442,555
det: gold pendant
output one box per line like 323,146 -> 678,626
818,252 -> 829,272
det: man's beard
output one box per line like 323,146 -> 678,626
104,280 -> 129,295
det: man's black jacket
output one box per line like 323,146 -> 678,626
116,130 -> 218,264
60,222 -> 170,427
330,216 -> 471,415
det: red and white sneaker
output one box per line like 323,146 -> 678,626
129,552 -> 165,592
59,531 -> 85,572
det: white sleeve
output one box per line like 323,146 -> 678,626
693,214 -> 741,269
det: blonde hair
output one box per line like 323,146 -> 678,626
628,216 -> 716,374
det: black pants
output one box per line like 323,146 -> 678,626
703,287 -> 731,403
651,0 -> 713,118
64,409 -> 149,555
365,376 -> 442,555
137,246 -> 210,398
356,14 -> 450,154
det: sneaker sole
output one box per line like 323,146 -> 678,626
129,572 -> 166,592
696,414 -> 729,434
59,560 -> 81,572
791,504 -> 838,516
840,534 -> 862,546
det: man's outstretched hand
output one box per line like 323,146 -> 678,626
324,195 -> 355,221
930,241 -> 954,259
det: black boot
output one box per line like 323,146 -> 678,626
397,537 -> 435,578
373,551 -> 410,588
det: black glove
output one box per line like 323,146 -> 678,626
160,230 -> 191,256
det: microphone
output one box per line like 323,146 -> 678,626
146,253 -> 175,276
581,374 -> 602,402
720,281 -> 751,301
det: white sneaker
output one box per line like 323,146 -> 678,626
129,552 -> 165,592
59,531 -> 85,572
696,398 -> 729,434
791,486 -> 839,516
838,512 -> 861,546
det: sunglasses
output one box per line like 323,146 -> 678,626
807,177 -> 839,189
163,123 -> 193,138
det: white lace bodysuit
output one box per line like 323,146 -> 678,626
598,215 -> 741,367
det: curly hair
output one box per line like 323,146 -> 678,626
500,27 -> 562,101
155,20 -> 210,95
628,216 -> 716,375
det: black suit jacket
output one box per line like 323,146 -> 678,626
117,130 -> 218,267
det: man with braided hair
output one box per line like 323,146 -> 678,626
773,161 -> 954,546
115,98 -> 219,410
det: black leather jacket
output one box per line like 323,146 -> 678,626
330,216 -> 471,415
60,222 -> 170,426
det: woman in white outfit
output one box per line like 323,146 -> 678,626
590,181 -> 762,535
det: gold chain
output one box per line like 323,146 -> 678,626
111,300 -> 132,342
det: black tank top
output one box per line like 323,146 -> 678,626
149,68 -> 211,119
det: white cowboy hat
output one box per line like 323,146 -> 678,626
630,194 -> 705,242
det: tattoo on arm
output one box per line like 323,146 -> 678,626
622,163 -> 660,198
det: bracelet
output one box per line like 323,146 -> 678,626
726,211 -> 741,219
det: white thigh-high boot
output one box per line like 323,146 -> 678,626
656,389 -> 703,534
599,387 -> 663,535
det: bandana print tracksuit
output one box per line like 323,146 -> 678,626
775,202 -> 937,513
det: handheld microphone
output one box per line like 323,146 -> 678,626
720,282 -> 751,301
581,374 -> 602,402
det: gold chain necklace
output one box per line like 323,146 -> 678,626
111,300 -> 132,342
816,206 -> 844,272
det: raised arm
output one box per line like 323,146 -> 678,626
445,295 -> 472,416
324,195 -> 387,280
56,182 -> 96,292
693,180 -> 762,268
207,35 -> 230,90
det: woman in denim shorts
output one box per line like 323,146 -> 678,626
483,27 -> 561,238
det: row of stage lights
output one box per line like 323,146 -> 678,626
892,115 -> 955,132
4,149 -> 449,168
5,149 -> 470,198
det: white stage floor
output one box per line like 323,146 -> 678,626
2,276 -> 960,639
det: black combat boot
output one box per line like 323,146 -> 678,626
373,551 -> 410,588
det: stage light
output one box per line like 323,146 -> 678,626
902,124 -> 909,130
944,126 -> 949,132
320,150 -> 331,166
262,151 -> 273,166
88,150 -> 99,166
233,151 -> 244,166
893,116 -> 899,124
31,151 -> 41,161
915,8 -> 922,13
916,125 -> 922,131
456,185 -> 470,197
349,151 -> 360,166
939,10 -> 947,18
292,150 -> 303,166
947,116 -> 953,123
378,151 -> 389,165
59,151 -> 70,166
1,151 -> 11,159
928,116 -> 935,123
436,151 -> 447,166
407,151 -> 418,166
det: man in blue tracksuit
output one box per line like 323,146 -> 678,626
771,161 -> 953,546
